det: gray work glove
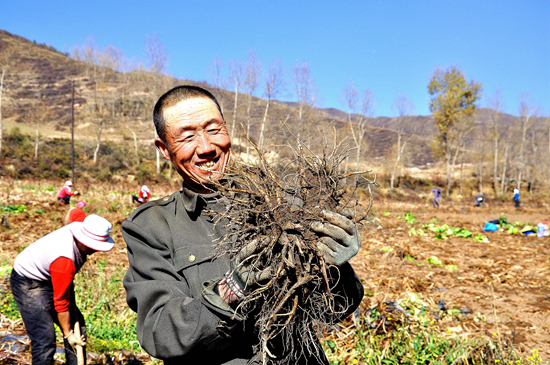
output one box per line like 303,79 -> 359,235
224,237 -> 273,300
65,330 -> 86,347
310,210 -> 361,266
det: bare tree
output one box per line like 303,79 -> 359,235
259,58 -> 286,149
145,32 -> 168,75
525,116 -> 546,194
82,35 -> 99,79
516,94 -> 538,190
340,79 -> 359,172
209,55 -> 226,115
243,50 -> 261,162
500,141 -> 511,197
339,80 -> 374,172
486,88 -> 505,196
354,88 -> 375,170
126,124 -> 140,166
145,33 -> 169,174
27,100 -> 50,160
228,59 -> 244,141
390,93 -> 415,189
91,94 -> 107,165
99,45 -> 124,73
292,61 -> 318,140
70,44 -> 83,61
473,121 -> 489,194
442,115 -> 475,197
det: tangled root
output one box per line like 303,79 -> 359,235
208,131 -> 377,364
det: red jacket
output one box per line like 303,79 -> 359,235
57,186 -> 75,198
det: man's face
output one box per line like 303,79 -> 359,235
155,97 -> 231,193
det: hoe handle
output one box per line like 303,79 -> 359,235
73,321 -> 85,365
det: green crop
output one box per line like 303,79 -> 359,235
404,211 -> 417,225
2,204 -> 29,214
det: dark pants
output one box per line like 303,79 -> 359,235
432,198 -> 440,208
514,200 -> 520,208
10,270 -> 86,365
131,195 -> 143,204
57,196 -> 71,205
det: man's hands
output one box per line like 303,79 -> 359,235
65,330 -> 86,347
219,237 -> 273,304
218,210 -> 361,304
311,210 -> 361,266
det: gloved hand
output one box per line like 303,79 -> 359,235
310,210 -> 361,266
221,237 -> 273,302
65,330 -> 86,347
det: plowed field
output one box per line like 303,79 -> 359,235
1,179 -> 549,362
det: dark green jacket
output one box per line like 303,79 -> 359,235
122,185 -> 364,364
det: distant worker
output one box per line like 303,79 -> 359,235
57,181 -> 79,205
430,188 -> 442,208
64,204 -> 87,226
131,185 -> 150,205
10,215 -> 115,365
513,188 -> 520,208
475,193 -> 485,207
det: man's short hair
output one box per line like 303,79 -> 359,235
153,85 -> 224,144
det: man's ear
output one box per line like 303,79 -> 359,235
155,138 -> 171,161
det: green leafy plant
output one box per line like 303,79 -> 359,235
74,261 -> 141,353
452,227 -> 473,238
474,234 -> 489,243
404,211 -> 417,225
408,228 -> 426,236
2,204 -> 29,214
43,183 -> 55,192
427,256 -> 442,266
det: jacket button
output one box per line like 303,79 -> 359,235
189,254 -> 196,262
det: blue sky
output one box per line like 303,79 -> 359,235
2,0 -> 549,117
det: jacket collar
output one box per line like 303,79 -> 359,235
180,183 -> 221,213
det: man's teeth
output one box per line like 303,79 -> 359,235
197,161 -> 216,170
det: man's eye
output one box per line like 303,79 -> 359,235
207,128 -> 220,134
182,134 -> 195,142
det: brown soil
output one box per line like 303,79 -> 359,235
1,180 -> 549,362
352,197 -> 550,361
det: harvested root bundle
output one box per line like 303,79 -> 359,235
209,138 -> 376,365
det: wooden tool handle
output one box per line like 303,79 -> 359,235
73,321 -> 85,365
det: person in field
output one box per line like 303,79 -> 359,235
10,215 -> 114,365
131,185 -> 150,205
57,181 -> 78,205
475,193 -> 485,207
513,188 -> 520,208
430,188 -> 442,208
122,85 -> 363,364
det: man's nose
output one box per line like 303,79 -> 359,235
196,132 -> 215,154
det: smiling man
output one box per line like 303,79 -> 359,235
154,91 -> 231,193
122,85 -> 364,365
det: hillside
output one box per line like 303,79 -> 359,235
1,28 -> 533,178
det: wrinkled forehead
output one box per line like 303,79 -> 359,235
163,97 -> 221,123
